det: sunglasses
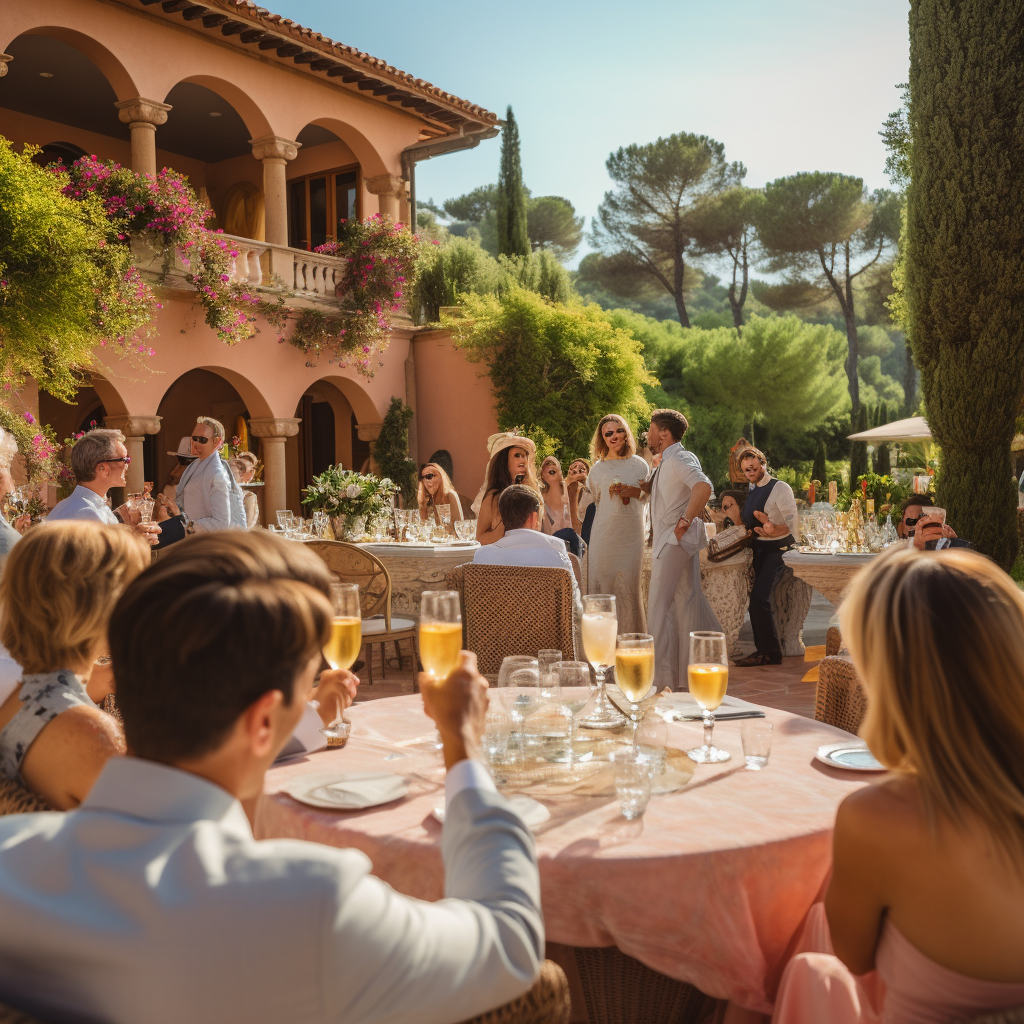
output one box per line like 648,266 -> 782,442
604,430 -> 621,438
191,435 -> 213,444
420,473 -> 436,481
545,467 -> 558,474
99,456 -> 131,466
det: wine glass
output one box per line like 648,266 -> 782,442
276,509 -> 293,530
578,594 -> 624,728
686,631 -> 731,763
419,591 -> 462,683
613,633 -> 655,748
323,583 -> 361,671
501,668 -> 544,760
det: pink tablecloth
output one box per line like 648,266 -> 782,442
255,694 -> 868,1014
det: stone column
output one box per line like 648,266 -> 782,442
114,98 -> 172,178
365,174 -> 406,222
249,136 -> 301,247
104,415 -> 162,495
249,417 -> 300,524
357,422 -> 383,476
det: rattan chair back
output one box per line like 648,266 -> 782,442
305,541 -> 392,626
458,960 -> 570,1024
461,565 -> 578,676
444,563 -> 470,648
814,655 -> 868,735
0,999 -> 45,1024
0,776 -> 49,816
825,625 -> 844,657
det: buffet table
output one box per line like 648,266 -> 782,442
256,693 -> 868,1016
348,541 -> 479,620
782,551 -> 877,607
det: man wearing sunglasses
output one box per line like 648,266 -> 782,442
48,428 -> 160,545
897,494 -> 970,551
164,417 -> 247,537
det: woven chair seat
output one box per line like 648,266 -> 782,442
825,625 -> 844,657
458,960 -> 570,1024
955,1006 -> 1024,1024
573,946 -> 715,1024
0,776 -> 49,815
447,564 -> 578,678
814,655 -> 868,735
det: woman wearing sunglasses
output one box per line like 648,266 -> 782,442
417,463 -> 462,532
539,457 -> 582,557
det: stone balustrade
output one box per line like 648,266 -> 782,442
219,234 -> 344,302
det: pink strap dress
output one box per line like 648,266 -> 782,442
773,904 -> 1024,1024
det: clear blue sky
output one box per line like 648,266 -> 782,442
277,0 -> 910,255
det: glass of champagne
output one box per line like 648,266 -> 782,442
418,591 -> 462,683
686,631 -> 731,763
614,633 -> 655,748
579,594 -> 624,729
323,584 -> 362,671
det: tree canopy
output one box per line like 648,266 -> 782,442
526,196 -> 584,260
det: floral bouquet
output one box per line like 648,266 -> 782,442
302,466 -> 395,539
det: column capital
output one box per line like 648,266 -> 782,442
364,174 -> 405,198
115,98 -> 172,127
0,55 -> 12,79
104,414 -> 162,437
356,421 -> 383,443
249,136 -> 301,162
249,417 -> 301,439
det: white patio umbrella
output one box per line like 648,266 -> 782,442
847,415 -> 932,443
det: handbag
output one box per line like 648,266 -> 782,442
706,522 -> 753,563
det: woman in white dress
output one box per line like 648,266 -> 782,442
586,415 -> 650,632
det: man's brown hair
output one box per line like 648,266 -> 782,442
497,484 -> 542,532
649,409 -> 689,441
736,446 -> 767,468
109,532 -> 333,763
69,428 -> 125,483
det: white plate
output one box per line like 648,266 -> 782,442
284,771 -> 409,810
432,795 -> 551,829
815,742 -> 886,772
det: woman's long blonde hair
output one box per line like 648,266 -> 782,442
840,546 -> 1024,863
590,415 -> 637,461
539,456 -> 563,494
417,462 -> 456,515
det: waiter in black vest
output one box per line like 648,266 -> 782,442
733,446 -> 800,667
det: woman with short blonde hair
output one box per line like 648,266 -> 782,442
773,546 -> 1024,1023
0,522 -> 150,809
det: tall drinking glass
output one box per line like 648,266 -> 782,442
579,594 -> 624,728
556,660 -> 595,773
614,632 -> 655,748
686,631 -> 731,763
537,649 -> 562,701
323,583 -> 362,671
419,591 -> 462,683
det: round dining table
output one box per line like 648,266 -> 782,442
255,693 -> 870,1018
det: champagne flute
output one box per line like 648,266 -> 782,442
614,633 -> 655,749
686,631 -> 731,763
579,594 -> 624,728
323,583 -> 362,671
419,591 -> 462,683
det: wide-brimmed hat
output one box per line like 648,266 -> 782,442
167,436 -> 198,459
471,431 -> 537,513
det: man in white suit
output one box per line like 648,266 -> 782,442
645,409 -> 722,689
0,533 -> 544,1024
175,416 -> 247,533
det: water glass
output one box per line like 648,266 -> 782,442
276,509 -> 293,530
635,713 -> 668,776
138,497 -> 155,524
537,649 -> 562,700
497,656 -> 538,690
483,707 -> 512,776
741,720 -> 773,770
611,749 -> 653,820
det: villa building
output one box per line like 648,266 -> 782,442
0,0 -> 500,518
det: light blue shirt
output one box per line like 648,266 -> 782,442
46,485 -> 118,525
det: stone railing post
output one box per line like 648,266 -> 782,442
103,415 -> 162,494
249,417 -> 301,524
249,136 -> 301,248
365,174 -> 406,222
114,98 -> 172,178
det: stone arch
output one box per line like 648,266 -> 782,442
288,373 -> 380,428
290,117 -> 389,178
11,26 -> 141,101
89,373 -> 130,419
162,75 -> 274,142
156,365 -> 274,421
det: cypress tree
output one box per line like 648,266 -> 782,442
907,1 -> 1024,567
811,438 -> 827,492
496,107 -> 530,258
849,406 -> 869,490
873,401 -> 891,476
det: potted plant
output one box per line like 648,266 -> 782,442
302,466 -> 395,540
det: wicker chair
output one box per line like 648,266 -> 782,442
956,1007 -> 1024,1024
459,960 -> 571,1024
814,655 -> 868,735
0,776 -> 49,815
305,541 -> 416,684
0,999 -> 43,1024
444,564 -> 578,677
573,947 -> 715,1024
825,625 -> 844,657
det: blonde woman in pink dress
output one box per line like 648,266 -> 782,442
773,546 -> 1024,1024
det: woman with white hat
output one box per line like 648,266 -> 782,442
473,432 -> 539,545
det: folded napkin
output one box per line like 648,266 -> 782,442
658,692 -> 765,721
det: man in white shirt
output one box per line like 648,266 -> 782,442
474,484 -> 583,621
170,416 -> 247,534
0,532 -> 543,1024
733,446 -> 800,667
47,428 -> 160,544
